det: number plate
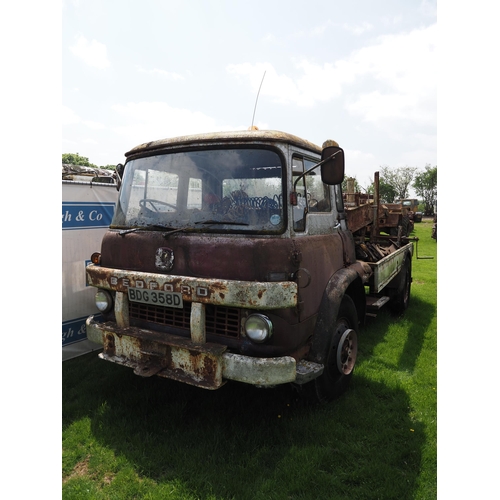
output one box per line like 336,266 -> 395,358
127,287 -> 183,308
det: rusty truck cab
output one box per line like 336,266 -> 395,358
86,130 -> 359,389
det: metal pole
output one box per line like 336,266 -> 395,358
371,171 -> 380,242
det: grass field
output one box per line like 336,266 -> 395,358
62,220 -> 437,499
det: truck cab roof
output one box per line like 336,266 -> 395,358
125,130 -> 322,159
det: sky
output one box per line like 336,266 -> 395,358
4,1 -> 500,496
62,0 -> 437,192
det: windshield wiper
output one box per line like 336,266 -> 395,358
119,220 -> 249,237
195,220 -> 249,226
118,224 -> 181,236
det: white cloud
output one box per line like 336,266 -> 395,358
346,24 -> 436,125
343,149 -> 379,189
381,15 -> 403,26
82,120 -> 105,130
62,105 -> 105,129
347,91 -> 416,122
227,63 -> 301,105
136,66 -> 184,81
62,138 -> 78,148
261,34 -> 276,43
70,35 -> 110,69
295,60 -> 355,104
228,23 -> 436,124
420,0 -> 437,17
310,21 -> 332,37
342,22 -> 373,36
227,61 -> 352,107
62,105 -> 80,125
111,102 -> 231,143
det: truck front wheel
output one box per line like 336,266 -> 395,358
308,296 -> 359,403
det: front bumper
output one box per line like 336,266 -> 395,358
85,266 -> 323,389
86,316 -> 320,389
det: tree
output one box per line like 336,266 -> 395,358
378,179 -> 397,203
413,165 -> 437,215
366,177 -> 397,203
378,165 -> 418,201
62,152 -> 97,168
62,153 -> 116,170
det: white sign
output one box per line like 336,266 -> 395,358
62,181 -> 117,361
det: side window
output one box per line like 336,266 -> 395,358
304,158 -> 331,212
292,155 -> 333,232
292,157 -> 306,231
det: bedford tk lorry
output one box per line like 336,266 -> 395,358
85,129 -> 413,402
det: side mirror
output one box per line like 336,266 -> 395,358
115,163 -> 125,191
320,142 -> 345,185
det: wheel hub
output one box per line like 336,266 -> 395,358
336,328 -> 358,375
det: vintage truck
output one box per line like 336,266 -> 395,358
344,184 -> 417,237
85,130 -> 413,402
396,198 -> 423,224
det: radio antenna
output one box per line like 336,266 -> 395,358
250,70 -> 266,129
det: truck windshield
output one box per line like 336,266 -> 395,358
111,148 -> 285,233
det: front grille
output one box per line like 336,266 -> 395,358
128,301 -> 241,338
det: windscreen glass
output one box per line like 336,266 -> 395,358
112,148 -> 285,233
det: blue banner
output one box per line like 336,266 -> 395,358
62,201 -> 115,230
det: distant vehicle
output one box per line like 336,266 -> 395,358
396,198 -> 423,223
62,164 -> 116,184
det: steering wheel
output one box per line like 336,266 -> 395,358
139,198 -> 176,212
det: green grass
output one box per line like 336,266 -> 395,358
62,220 -> 437,500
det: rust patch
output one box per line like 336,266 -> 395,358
104,333 -> 116,357
87,265 -> 297,309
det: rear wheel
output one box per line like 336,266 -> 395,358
389,257 -> 412,314
307,296 -> 359,403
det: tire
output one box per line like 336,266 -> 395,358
389,256 -> 412,314
307,296 -> 359,403
401,215 -> 415,236
389,215 -> 410,237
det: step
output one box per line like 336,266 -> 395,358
366,295 -> 390,311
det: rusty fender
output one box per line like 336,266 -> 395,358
308,266 -> 366,365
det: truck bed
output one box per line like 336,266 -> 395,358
366,242 -> 413,293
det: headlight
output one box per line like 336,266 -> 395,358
95,289 -> 113,313
245,314 -> 273,343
